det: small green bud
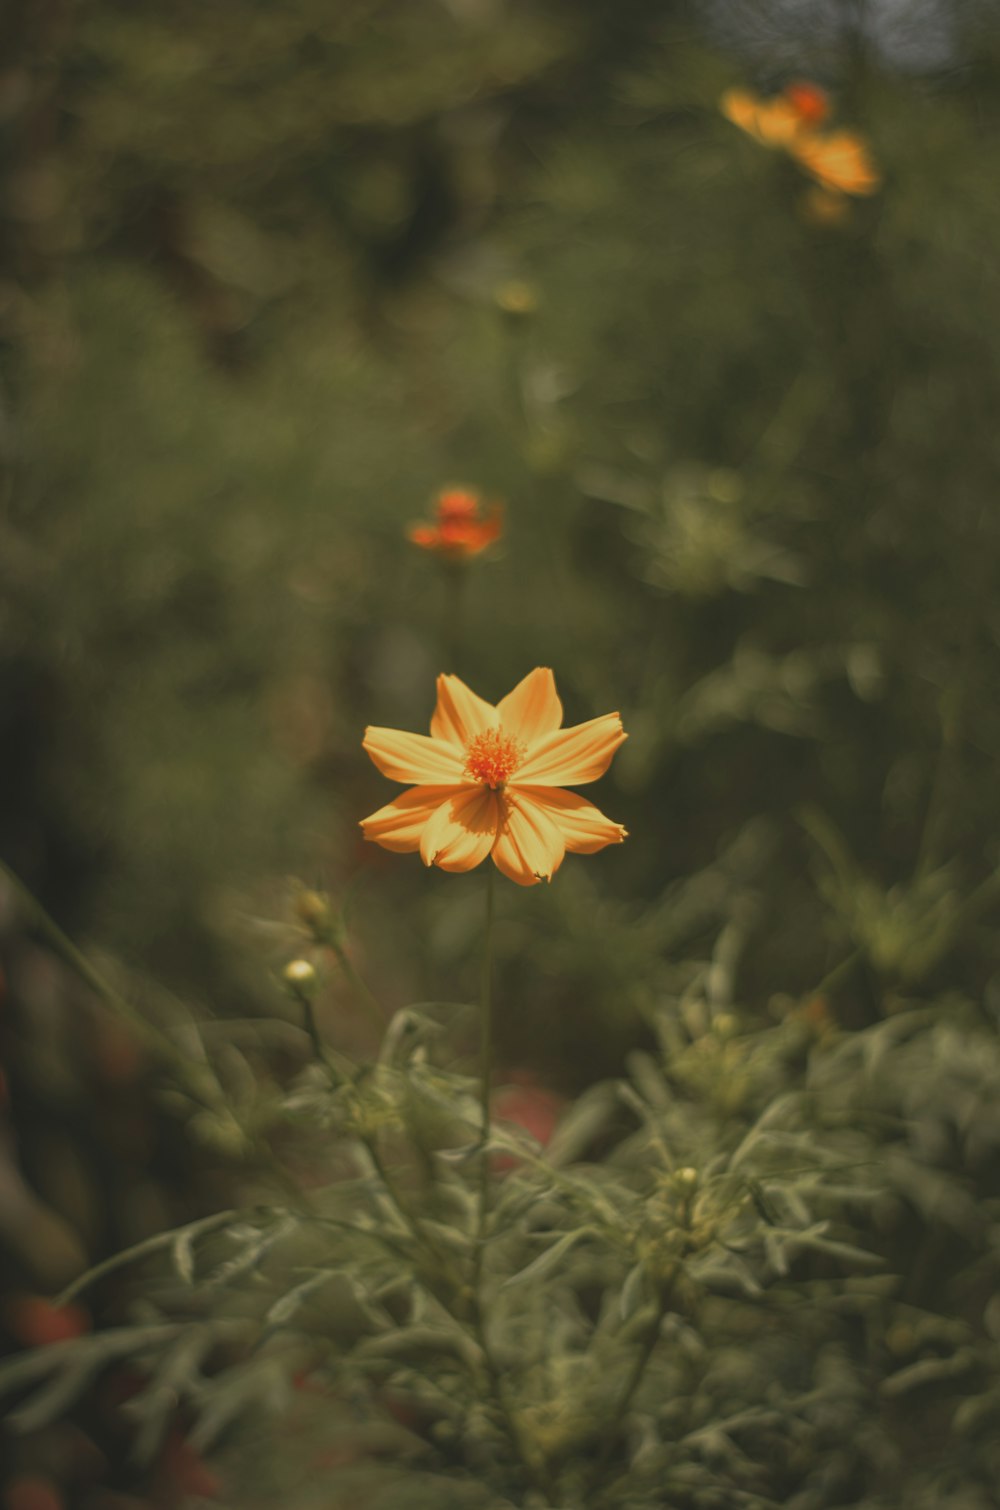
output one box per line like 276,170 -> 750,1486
295,887 -> 333,935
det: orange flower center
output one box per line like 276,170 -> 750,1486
463,726 -> 525,788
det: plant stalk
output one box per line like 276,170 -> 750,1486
477,862 -> 496,1237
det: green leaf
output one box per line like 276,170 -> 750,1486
501,1227 -> 601,1290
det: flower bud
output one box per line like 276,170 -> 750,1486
494,279 -> 539,318
295,888 -> 328,925
283,958 -> 317,995
295,887 -> 332,935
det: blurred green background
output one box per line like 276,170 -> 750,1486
4,5 -> 1000,1056
4,0 -> 1000,1080
2,2 -> 1000,1493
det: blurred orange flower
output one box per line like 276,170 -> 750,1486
361,668 -> 627,886
791,129 -> 881,197
721,80 -> 880,200
408,489 -> 503,559
720,81 -> 828,150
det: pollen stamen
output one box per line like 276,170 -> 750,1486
464,726 -> 525,789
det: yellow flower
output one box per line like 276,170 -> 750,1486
360,669 -> 627,887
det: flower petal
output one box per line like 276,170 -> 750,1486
419,786 -> 500,872
430,674 -> 498,749
720,88 -> 804,149
496,668 -> 564,746
514,786 -> 627,854
360,786 -> 457,853
490,792 -> 566,887
363,726 -> 465,785
515,713 -> 627,786
791,129 -> 881,196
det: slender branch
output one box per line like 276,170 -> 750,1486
327,936 -> 384,1029
443,560 -> 468,675
363,1137 -> 443,1255
295,994 -> 356,1086
590,1276 -> 674,1495
609,1289 -> 670,1428
809,947 -> 863,1002
471,1295 -> 553,1502
470,863 -> 498,1370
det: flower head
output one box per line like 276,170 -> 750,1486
720,83 -> 826,150
721,80 -> 880,200
408,489 -> 503,560
360,668 -> 627,886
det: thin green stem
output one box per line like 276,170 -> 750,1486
365,1136 -> 436,1248
468,865 -> 497,1435
809,947 -> 863,1002
474,1303 -> 553,1501
287,982 -> 361,1089
477,862 -> 496,1239
443,561 -> 468,674
328,937 -> 384,1030
297,988 -> 327,1068
590,1275 -> 675,1497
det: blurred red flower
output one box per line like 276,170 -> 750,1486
407,489 -> 503,559
3,1294 -> 89,1347
492,1072 -> 566,1172
783,80 -> 830,126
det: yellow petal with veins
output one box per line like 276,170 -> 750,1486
419,786 -> 500,871
363,727 -> 465,785
491,792 -> 566,886
360,785 -> 458,852
515,786 -> 627,854
430,674 -> 498,749
515,713 -> 627,787
496,667 -> 564,746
